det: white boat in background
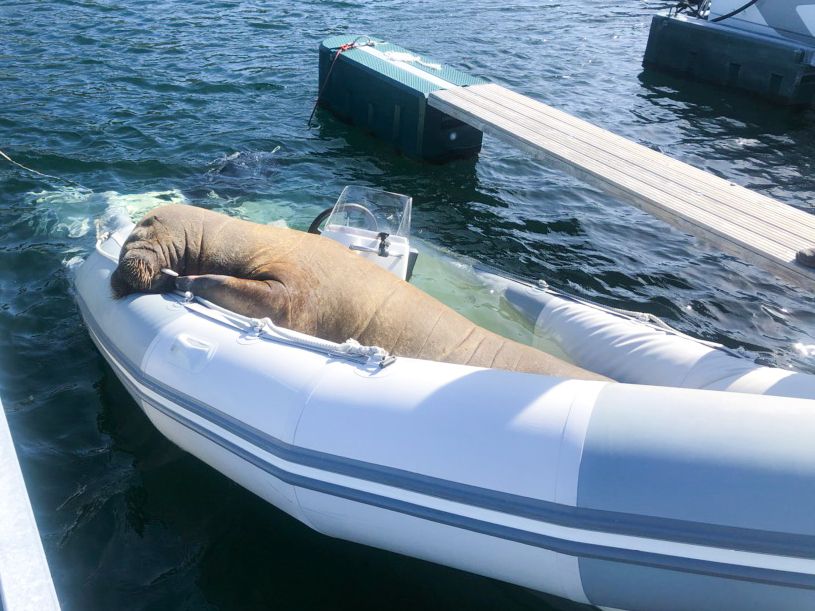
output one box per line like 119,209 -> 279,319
74,189 -> 815,611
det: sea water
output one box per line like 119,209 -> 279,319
2,1 -> 814,609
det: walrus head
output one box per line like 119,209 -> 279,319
110,249 -> 174,298
109,203 -> 283,300
110,210 -> 187,298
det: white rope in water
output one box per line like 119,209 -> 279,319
0,148 -> 87,188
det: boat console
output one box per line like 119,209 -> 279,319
308,186 -> 419,281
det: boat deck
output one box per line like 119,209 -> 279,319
428,83 -> 815,288
0,394 -> 60,611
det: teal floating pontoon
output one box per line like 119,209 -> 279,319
317,35 -> 485,161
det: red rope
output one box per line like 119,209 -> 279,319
307,39 -> 369,127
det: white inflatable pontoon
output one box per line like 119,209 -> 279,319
75,192 -> 815,611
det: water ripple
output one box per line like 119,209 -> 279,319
2,1 -> 815,609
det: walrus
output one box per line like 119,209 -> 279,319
110,204 -> 606,380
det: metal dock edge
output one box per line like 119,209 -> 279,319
0,394 -> 60,611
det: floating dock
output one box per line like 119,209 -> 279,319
0,394 -> 61,611
644,13 -> 815,107
317,36 -> 815,289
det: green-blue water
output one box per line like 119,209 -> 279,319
2,1 -> 815,609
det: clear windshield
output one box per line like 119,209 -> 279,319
325,186 -> 412,238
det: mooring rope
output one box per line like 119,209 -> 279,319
0,148 -> 87,189
307,36 -> 375,128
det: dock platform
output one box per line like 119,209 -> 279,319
0,394 -> 60,611
428,83 -> 815,288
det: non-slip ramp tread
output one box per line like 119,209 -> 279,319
429,83 -> 815,287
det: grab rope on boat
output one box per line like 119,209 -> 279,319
534,279 -> 676,331
241,312 -> 394,366
532,277 -> 746,356
160,274 -> 396,367
307,36 -> 376,128
471,258 -> 737,354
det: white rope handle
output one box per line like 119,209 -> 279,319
177,290 -> 394,367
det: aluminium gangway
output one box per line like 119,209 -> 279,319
428,82 -> 815,289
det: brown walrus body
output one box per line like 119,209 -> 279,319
111,204 -> 606,380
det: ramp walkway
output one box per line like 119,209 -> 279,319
429,82 -> 815,287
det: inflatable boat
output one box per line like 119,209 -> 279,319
75,189 -> 815,611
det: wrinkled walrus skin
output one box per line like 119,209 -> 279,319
110,204 -> 607,380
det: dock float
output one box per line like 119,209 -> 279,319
643,2 -> 815,107
317,36 -> 815,289
0,394 -> 60,611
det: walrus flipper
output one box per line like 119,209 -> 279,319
174,275 -> 292,324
